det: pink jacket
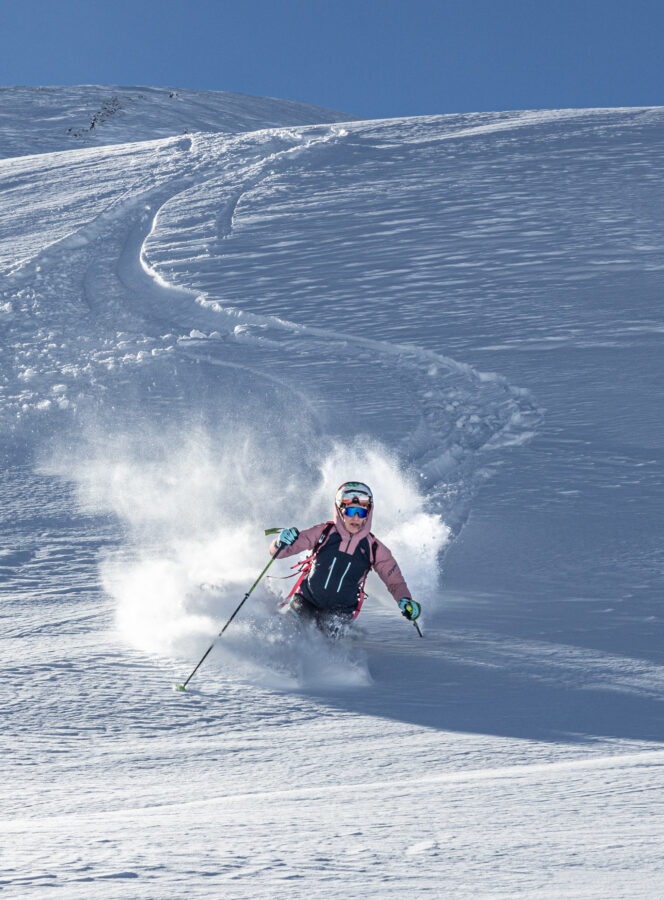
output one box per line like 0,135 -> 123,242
270,503 -> 412,603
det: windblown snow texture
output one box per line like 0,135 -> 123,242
1,88 -> 663,897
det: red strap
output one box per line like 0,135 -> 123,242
353,589 -> 366,619
285,521 -> 335,600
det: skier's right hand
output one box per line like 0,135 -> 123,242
277,527 -> 299,548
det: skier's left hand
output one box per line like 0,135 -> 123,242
398,598 -> 421,621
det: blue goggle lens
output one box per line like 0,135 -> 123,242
343,506 -> 368,518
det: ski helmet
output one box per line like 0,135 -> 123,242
335,481 -> 373,509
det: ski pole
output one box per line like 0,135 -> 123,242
175,530 -> 286,691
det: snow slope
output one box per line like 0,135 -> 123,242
1,89 -> 664,897
0,85 -> 356,159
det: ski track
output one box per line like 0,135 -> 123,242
1,116 -> 542,516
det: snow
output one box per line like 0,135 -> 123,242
0,85 -> 356,159
1,87 -> 663,897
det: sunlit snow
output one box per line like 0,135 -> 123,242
1,88 -> 663,897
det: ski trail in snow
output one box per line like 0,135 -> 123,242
1,118 -> 541,505
136,122 -> 542,522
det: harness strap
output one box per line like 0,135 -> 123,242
285,521 -> 335,600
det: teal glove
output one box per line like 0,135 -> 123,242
277,527 -> 299,548
398,598 -> 421,621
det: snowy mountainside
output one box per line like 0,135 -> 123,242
1,94 -> 664,897
0,84 -> 356,159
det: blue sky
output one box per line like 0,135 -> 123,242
2,0 -> 662,117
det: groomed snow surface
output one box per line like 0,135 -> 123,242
1,88 -> 663,897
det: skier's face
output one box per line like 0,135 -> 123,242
341,507 -> 366,534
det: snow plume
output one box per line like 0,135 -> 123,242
47,421 -> 448,676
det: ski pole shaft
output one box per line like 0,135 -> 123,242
176,545 -> 284,691
413,619 -> 423,638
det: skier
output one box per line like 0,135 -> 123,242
269,481 -> 421,634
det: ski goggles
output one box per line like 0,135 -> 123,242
341,506 -> 369,519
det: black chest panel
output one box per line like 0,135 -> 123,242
301,531 -> 372,613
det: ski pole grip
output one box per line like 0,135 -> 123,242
265,527 -> 289,558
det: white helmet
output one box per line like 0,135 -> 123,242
335,481 -> 373,509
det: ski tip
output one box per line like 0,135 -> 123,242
174,683 -> 186,692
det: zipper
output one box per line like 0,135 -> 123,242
336,561 -> 352,593
323,557 -> 337,591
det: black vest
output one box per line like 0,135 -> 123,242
300,530 -> 373,613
